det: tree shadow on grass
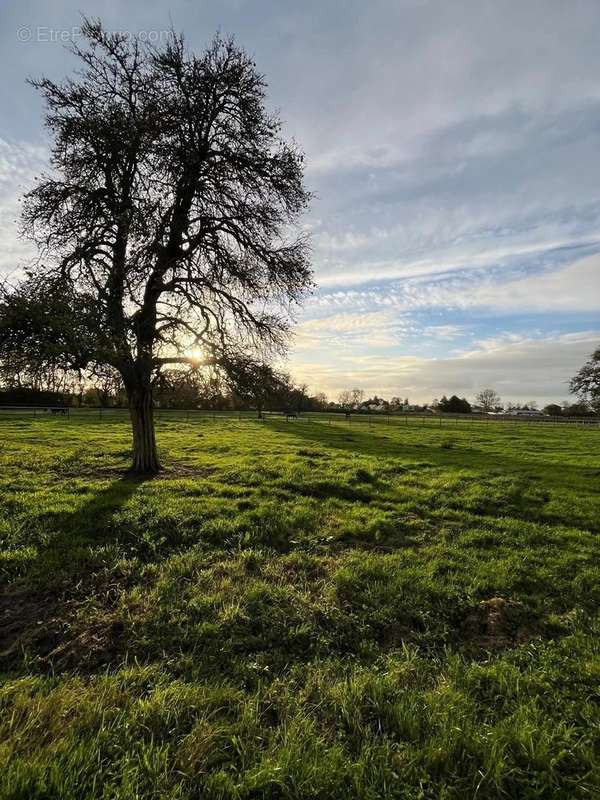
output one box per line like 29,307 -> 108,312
0,475 -> 149,665
267,420 -> 600,493
34,474 -> 152,580
264,419 -> 600,515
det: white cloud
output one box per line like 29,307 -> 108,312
305,97 -> 600,296
422,325 -> 465,340
469,253 -> 600,312
289,330 -> 599,405
0,138 -> 46,277
312,231 -> 600,289
294,310 -> 411,349
309,250 -> 600,314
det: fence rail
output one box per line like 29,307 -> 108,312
0,405 -> 598,428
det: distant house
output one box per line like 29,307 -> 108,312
510,409 -> 544,417
363,401 -> 387,412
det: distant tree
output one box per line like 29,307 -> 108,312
313,392 -> 328,409
0,278 -> 97,393
337,390 -> 353,408
563,401 -> 593,417
438,395 -> 471,413
154,369 -> 203,409
350,388 -> 365,407
0,20 -> 311,472
362,395 -> 388,411
475,387 -> 501,412
295,382 -> 310,413
0,385 -> 72,407
543,403 -> 562,417
82,367 -> 124,407
223,357 -> 292,417
198,371 -> 232,410
570,347 -> 600,413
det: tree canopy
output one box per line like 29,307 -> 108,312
570,347 -> 600,413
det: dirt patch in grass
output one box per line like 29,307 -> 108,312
461,597 -> 546,652
0,589 -> 63,664
0,587 -> 133,671
46,614 -> 128,669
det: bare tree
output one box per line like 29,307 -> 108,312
350,388 -> 365,407
337,390 -> 352,408
314,392 -> 328,409
2,20 -> 311,472
475,388 -> 501,412
87,366 -> 125,407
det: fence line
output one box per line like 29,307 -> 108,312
0,405 -> 598,429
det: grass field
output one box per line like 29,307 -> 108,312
0,414 -> 599,799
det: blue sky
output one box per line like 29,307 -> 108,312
1,0 -> 599,404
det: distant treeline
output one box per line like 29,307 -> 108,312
1,371 -> 597,418
0,384 -> 596,417
0,387 -> 74,407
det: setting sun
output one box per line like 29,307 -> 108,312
186,347 -> 204,365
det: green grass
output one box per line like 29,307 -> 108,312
0,414 -> 599,799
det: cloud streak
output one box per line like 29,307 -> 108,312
308,251 -> 600,315
0,137 -> 45,276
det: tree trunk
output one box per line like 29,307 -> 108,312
128,384 -> 160,473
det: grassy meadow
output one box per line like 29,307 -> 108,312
0,413 -> 599,799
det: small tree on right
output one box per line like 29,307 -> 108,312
475,388 -> 501,412
570,347 -> 600,413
